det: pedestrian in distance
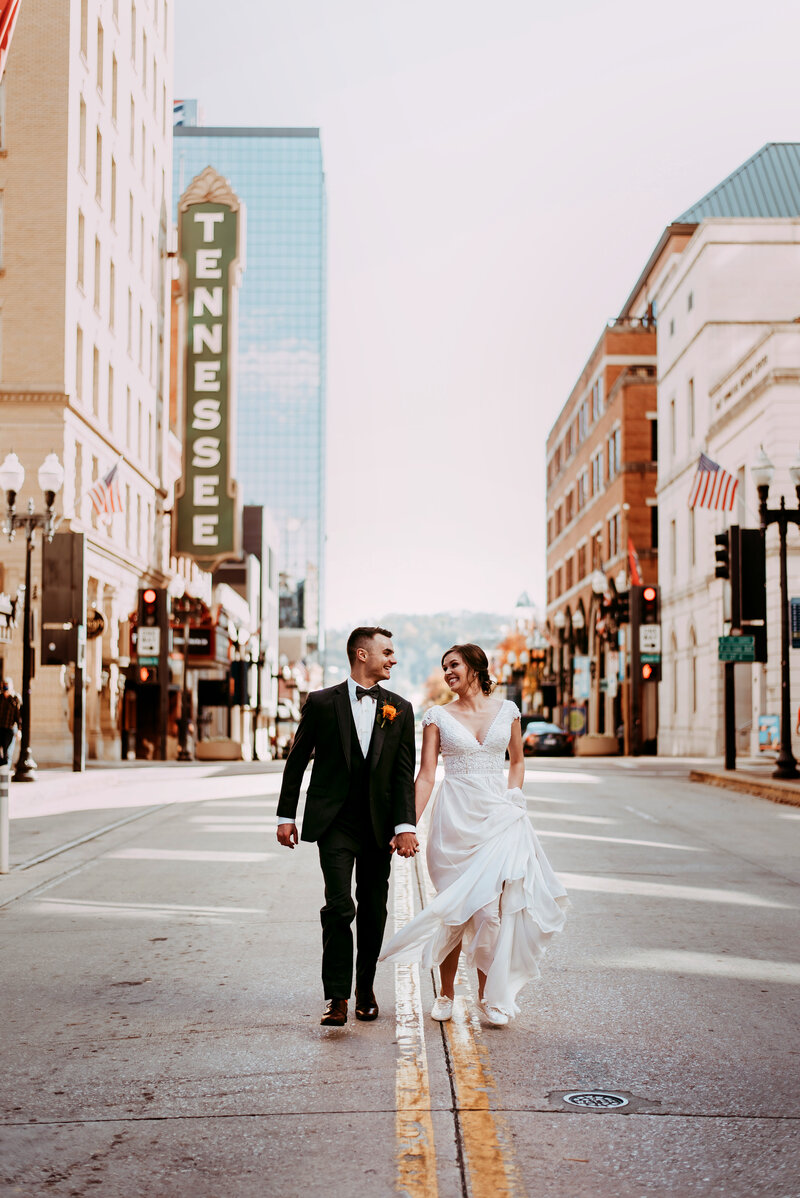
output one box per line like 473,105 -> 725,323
276,627 -> 418,1027
380,643 -> 568,1027
0,677 -> 21,768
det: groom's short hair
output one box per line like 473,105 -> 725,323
346,626 -> 393,665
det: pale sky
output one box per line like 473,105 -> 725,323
174,0 -> 800,627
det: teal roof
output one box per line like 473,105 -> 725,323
676,143 -> 800,222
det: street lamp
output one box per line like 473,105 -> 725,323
0,452 -> 64,781
751,444 -> 800,780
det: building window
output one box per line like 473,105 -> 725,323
142,32 -> 148,93
577,544 -> 586,580
555,506 -> 562,537
109,259 -> 115,328
687,291 -> 694,312
577,471 -> 587,510
608,427 -> 621,480
93,236 -> 101,311
75,326 -> 83,400
672,633 -> 679,713
670,518 -> 677,575
592,449 -> 603,496
565,490 -> 574,523
111,54 -> 118,122
77,210 -> 85,288
565,557 -> 574,591
95,128 -> 103,201
131,4 -> 137,63
607,513 -> 620,560
650,417 -> 658,461
669,318 -> 675,337
92,346 -> 100,415
96,21 -> 104,93
79,97 -> 87,173
591,376 -> 604,422
650,505 -> 658,549
670,398 -> 676,456
689,506 -> 696,567
80,0 -> 88,58
152,58 -> 158,116
688,378 -> 695,440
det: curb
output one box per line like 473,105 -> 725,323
689,768 -> 800,808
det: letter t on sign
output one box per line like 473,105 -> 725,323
194,212 -> 225,241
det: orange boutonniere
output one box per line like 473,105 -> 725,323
380,702 -> 398,728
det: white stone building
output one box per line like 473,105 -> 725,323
0,0 -> 179,760
637,216 -> 800,756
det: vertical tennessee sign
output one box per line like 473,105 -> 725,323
174,167 -> 245,567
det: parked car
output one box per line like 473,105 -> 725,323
522,720 -> 574,757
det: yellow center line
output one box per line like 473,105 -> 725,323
394,856 -> 438,1198
415,817 -> 526,1198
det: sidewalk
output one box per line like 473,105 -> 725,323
690,754 -> 800,808
1,760 -> 285,877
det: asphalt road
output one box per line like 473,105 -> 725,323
1,757 -> 799,1197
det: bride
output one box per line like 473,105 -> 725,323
380,642 -> 568,1026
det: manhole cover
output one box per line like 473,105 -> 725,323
563,1091 -> 629,1109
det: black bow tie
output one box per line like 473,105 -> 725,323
355,684 -> 380,702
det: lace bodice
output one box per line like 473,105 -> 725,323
422,700 -> 520,777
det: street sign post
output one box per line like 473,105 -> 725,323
718,635 -> 756,663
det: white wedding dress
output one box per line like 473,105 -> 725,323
380,700 -> 568,1016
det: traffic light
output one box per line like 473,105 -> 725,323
616,591 -> 630,624
642,663 -> 655,681
714,532 -> 730,579
641,584 -> 659,624
138,665 -> 159,685
139,587 -> 159,626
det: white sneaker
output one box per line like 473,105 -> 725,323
477,999 -> 509,1026
431,996 -> 454,1021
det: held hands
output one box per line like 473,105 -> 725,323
390,831 -> 419,858
277,822 -> 299,849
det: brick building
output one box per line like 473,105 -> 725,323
545,319 -> 658,750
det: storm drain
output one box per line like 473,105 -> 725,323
562,1091 -> 629,1109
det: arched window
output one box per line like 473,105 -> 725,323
689,627 -> 697,714
671,632 -> 679,714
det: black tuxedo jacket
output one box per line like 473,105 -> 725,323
277,681 -> 416,845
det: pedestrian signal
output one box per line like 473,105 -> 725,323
138,665 -> 159,684
714,532 -> 730,580
642,664 -> 653,680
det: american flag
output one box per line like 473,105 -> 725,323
688,453 -> 738,511
88,460 -> 123,521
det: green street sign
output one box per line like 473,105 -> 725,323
641,652 -> 661,664
174,167 -> 244,568
718,635 -> 756,663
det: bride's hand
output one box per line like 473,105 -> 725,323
506,787 -> 526,808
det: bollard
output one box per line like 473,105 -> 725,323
0,763 -> 9,873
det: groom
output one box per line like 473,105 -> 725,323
276,626 -> 418,1026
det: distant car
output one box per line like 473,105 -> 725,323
522,720 -> 574,757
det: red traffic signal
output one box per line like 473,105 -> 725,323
142,588 -> 157,604
642,586 -> 656,603
642,663 -> 653,680
138,665 -> 158,684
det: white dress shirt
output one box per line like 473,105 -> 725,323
347,675 -> 415,837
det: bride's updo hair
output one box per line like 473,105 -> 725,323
441,643 -> 495,696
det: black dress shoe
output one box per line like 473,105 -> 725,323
355,990 -> 379,1021
321,998 -> 348,1026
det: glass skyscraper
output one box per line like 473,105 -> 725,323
173,122 -> 326,652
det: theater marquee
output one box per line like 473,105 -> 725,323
174,166 -> 245,567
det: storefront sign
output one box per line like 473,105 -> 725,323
174,166 -> 244,568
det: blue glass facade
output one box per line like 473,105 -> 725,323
173,126 -> 326,648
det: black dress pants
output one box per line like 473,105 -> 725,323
317,822 -> 392,999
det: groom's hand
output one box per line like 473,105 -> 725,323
277,822 -> 299,849
391,831 -> 419,858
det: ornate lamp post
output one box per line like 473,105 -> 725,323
0,452 -> 64,781
553,609 -> 566,722
751,445 -> 800,780
590,568 -> 607,735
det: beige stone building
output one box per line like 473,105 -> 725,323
0,0 -> 179,761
